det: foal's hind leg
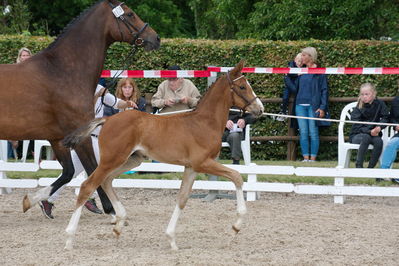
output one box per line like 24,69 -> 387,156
194,159 -> 246,233
166,167 -> 197,250
101,152 -> 145,236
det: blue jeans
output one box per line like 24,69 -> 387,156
295,105 -> 319,157
381,136 -> 399,169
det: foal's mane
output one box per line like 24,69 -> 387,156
195,73 -> 227,110
46,1 -> 103,51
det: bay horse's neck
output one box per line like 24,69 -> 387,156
195,77 -> 233,132
39,2 -> 111,87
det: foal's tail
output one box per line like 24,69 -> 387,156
63,118 -> 107,149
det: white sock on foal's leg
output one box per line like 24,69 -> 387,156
233,187 -> 247,233
112,201 -> 126,237
65,206 -> 83,250
166,205 -> 181,251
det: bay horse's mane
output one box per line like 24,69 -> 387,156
46,1 -> 102,51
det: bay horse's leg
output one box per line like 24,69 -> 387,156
22,140 -> 74,212
73,136 -> 115,215
194,159 -> 246,233
166,167 -> 197,250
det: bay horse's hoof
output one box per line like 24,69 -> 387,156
22,195 -> 31,213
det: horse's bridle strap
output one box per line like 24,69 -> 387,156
227,72 -> 258,110
108,2 -> 148,46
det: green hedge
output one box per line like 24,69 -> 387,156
1,35 -> 399,161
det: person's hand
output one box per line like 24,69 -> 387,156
226,120 -> 234,130
237,119 -> 246,129
316,109 -> 325,118
180,96 -> 188,104
371,126 -> 381,137
165,99 -> 176,106
127,101 -> 138,109
395,125 -> 399,132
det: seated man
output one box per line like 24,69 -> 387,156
151,65 -> 201,113
223,109 -> 257,164
380,96 -> 399,183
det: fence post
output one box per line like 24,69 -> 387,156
287,96 -> 297,161
0,140 -> 12,194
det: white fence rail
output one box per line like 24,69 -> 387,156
2,156 -> 399,203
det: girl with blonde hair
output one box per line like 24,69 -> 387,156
349,83 -> 389,168
16,47 -> 32,63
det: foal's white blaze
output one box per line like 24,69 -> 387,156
247,80 -> 265,113
65,206 -> 83,250
166,205 -> 181,250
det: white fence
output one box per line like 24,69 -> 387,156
3,154 -> 399,203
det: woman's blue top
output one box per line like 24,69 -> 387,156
296,74 -> 314,105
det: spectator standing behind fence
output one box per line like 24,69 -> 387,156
277,53 -> 304,120
349,83 -> 389,169
104,78 -> 146,116
223,109 -> 257,165
8,48 -> 33,159
380,95 -> 399,183
293,47 -> 329,162
151,65 -> 201,114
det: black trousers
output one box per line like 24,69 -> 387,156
351,133 -> 383,168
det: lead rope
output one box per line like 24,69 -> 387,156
98,45 -> 138,112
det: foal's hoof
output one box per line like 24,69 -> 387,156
113,228 -> 121,238
232,225 -> 240,234
22,195 -> 31,213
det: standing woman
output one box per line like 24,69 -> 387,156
115,78 -> 146,112
294,47 -> 329,162
349,83 -> 389,168
16,47 -> 32,63
8,48 -> 33,159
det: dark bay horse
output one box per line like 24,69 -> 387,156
62,60 -> 264,250
0,0 -> 160,214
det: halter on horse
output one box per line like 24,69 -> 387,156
3,0 -> 160,216
62,60 -> 264,250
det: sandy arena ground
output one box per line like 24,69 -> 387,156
1,187 -> 399,265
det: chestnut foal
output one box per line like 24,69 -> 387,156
62,60 -> 264,250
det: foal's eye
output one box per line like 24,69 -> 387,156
127,12 -> 135,18
239,86 -> 246,90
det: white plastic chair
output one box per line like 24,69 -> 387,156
337,102 -> 392,168
222,124 -> 251,165
33,140 -> 52,164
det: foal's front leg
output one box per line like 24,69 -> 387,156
195,159 -> 247,233
65,169 -> 109,250
166,167 -> 197,250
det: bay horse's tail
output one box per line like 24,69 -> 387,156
63,118 -> 107,149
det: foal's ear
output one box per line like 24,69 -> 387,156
230,60 -> 245,77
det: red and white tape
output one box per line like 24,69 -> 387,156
101,70 -> 210,78
207,67 -> 399,75
101,67 -> 399,78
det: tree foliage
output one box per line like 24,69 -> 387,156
237,0 -> 399,40
1,0 -> 398,40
